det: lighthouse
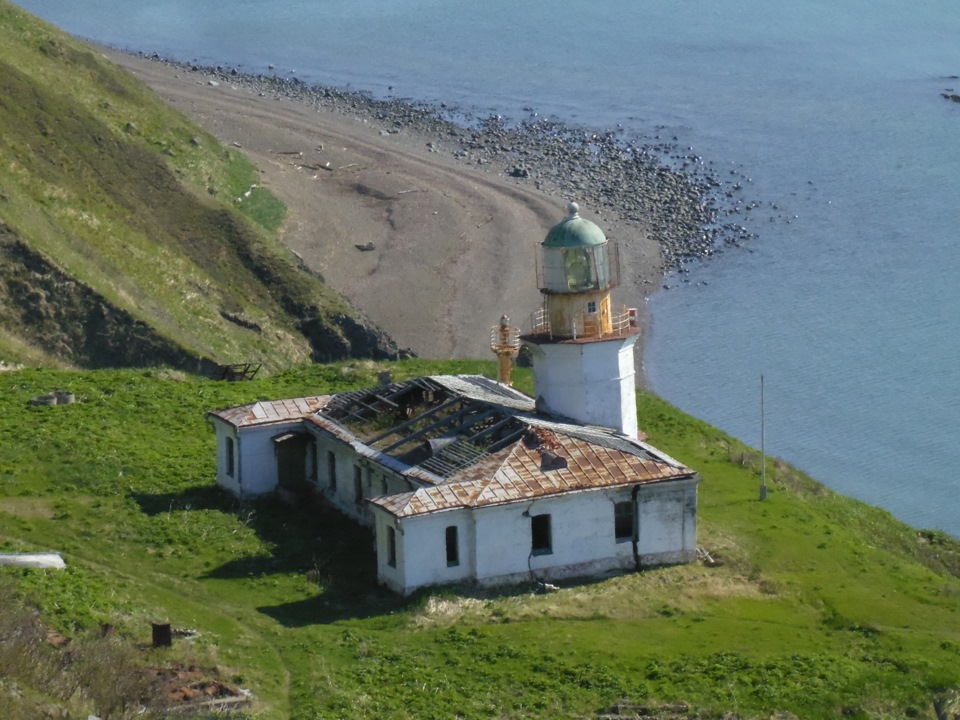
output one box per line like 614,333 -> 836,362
521,202 -> 640,438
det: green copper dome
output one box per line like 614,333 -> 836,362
543,202 -> 607,248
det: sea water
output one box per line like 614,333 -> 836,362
14,0 -> 960,535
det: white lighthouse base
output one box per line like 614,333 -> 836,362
524,333 -> 640,438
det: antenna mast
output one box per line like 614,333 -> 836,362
760,374 -> 767,501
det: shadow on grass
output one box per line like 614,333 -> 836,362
209,493 -> 403,623
133,485 -> 399,622
132,486 -> 636,625
130,485 -> 226,516
257,585 -> 405,626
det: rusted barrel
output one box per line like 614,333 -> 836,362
151,622 -> 172,647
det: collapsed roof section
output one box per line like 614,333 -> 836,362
309,375 -> 696,517
317,376 -> 534,481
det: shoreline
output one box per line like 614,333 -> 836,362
100,48 -> 756,374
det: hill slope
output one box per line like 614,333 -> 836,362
0,1 -> 398,372
0,362 -> 958,718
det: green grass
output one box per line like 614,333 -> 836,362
225,153 -> 288,232
1,361 -> 959,718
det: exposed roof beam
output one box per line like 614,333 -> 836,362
380,404 -> 504,455
465,415 -> 518,444
368,397 -> 462,446
486,427 -> 528,455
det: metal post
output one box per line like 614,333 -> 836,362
759,374 -> 767,501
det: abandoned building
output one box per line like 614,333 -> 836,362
208,203 -> 700,594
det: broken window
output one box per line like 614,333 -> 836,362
531,514 -> 552,555
387,526 -> 397,568
445,526 -> 459,566
327,451 -> 337,491
615,501 -> 634,542
225,437 -> 235,477
354,466 -> 363,505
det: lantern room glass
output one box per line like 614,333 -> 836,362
540,243 -> 611,294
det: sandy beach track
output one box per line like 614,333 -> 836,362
101,48 -> 661,360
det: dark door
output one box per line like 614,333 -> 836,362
276,436 -> 311,492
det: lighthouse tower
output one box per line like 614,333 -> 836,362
521,202 -> 640,438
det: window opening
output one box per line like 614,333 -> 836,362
354,466 -> 363,505
327,451 -> 337,491
615,501 -> 634,542
531,514 -> 552,555
225,437 -> 235,477
387,527 -> 397,568
445,526 -> 459,566
587,301 -> 597,314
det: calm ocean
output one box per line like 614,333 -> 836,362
14,0 -> 960,536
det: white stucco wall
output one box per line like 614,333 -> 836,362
212,420 -> 241,495
527,335 -> 639,438
213,419 -> 306,498
309,432 -> 418,527
374,477 -> 699,594
312,435 -> 367,524
372,511 -> 404,593
472,489 -> 636,586
636,479 -> 699,565
373,510 -> 475,594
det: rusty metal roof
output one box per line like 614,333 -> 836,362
208,396 -> 331,428
429,375 -> 535,412
209,376 -> 697,516
368,422 -> 695,518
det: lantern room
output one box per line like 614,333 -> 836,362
537,202 -> 618,295
533,202 -> 622,339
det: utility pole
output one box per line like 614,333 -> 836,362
759,374 -> 767,501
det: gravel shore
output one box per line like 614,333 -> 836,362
103,48 -> 758,362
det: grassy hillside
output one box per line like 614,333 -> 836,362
0,1 -> 397,372
1,361 -> 958,719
